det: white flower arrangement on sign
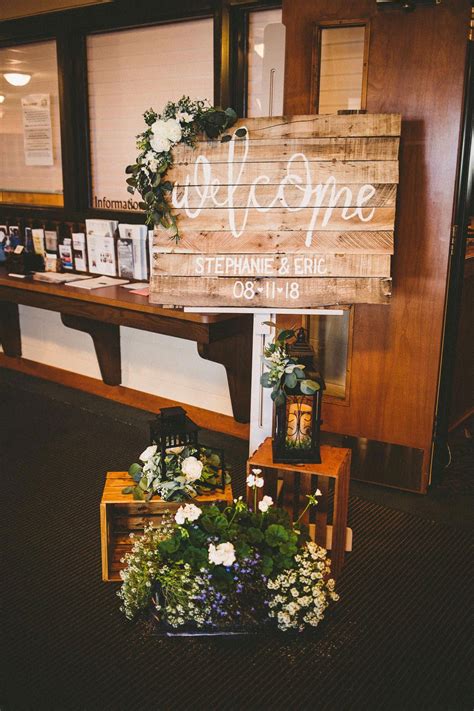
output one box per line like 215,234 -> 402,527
125,96 -> 238,240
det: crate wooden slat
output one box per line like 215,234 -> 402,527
100,472 -> 233,582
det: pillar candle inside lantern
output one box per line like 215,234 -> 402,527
286,400 -> 312,446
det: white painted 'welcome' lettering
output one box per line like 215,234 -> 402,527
171,130 -> 377,247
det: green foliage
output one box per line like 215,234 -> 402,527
260,327 -> 320,406
123,444 -> 231,502
126,95 -> 238,238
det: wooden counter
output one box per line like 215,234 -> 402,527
0,269 -> 252,423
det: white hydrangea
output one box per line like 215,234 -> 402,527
208,541 -> 236,567
151,117 -> 182,147
258,495 -> 274,513
174,503 -> 202,525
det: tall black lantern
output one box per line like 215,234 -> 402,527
272,328 -> 325,464
149,406 -> 200,462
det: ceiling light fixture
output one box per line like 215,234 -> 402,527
3,72 -> 31,86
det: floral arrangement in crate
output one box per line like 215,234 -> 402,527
123,444 -> 230,502
118,471 -> 338,633
125,96 -> 238,240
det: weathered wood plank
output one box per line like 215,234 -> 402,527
168,160 -> 399,186
173,136 -> 400,163
153,253 -> 392,278
153,228 -> 395,255
225,114 -> 402,138
166,206 -> 395,232
149,276 -> 392,307
171,183 -> 398,209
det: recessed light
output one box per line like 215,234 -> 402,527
0,95 -> 5,103
3,72 -> 31,86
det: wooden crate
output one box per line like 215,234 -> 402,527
247,438 -> 351,578
100,472 -> 233,582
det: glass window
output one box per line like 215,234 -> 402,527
0,40 -> 63,206
317,25 -> 366,114
247,8 -> 284,118
308,310 -> 352,400
87,19 -> 214,210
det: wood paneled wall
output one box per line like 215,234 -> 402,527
283,0 -> 471,492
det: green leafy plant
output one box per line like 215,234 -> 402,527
117,484 -> 338,633
123,444 -> 230,502
125,96 -> 237,239
260,324 -> 320,406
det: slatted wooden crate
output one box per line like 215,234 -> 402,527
100,472 -> 233,582
247,438 -> 352,577
150,113 -> 401,309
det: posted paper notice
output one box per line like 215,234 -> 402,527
21,94 -> 54,166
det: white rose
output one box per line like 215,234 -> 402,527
163,117 -> 182,142
176,111 -> 194,124
255,476 -> 264,488
258,495 -> 274,513
175,503 -> 202,525
246,474 -> 255,487
208,542 -> 236,567
150,134 -> 171,153
181,456 -> 203,482
139,444 -> 157,463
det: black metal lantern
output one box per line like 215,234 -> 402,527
272,328 -> 324,464
149,406 -> 200,461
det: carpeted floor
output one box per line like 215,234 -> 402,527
0,370 -> 472,711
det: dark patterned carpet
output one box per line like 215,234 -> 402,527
0,371 -> 472,710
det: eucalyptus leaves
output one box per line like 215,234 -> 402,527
125,96 -> 238,239
260,325 -> 321,406
123,443 -> 229,502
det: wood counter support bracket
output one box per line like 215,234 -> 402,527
60,313 -> 121,386
198,317 -> 253,424
0,301 -> 22,357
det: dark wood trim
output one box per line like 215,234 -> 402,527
61,313 -> 121,385
0,355 -> 250,439
0,270 -> 253,422
56,31 -> 92,213
0,302 -> 21,357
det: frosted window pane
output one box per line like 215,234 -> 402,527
0,40 -> 63,205
247,8 -> 283,118
87,19 -> 214,210
318,26 -> 365,114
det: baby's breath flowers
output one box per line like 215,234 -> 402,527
267,541 -> 338,632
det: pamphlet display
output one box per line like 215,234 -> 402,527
85,219 -> 118,277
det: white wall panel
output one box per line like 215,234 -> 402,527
1,307 -> 233,415
87,19 -> 214,207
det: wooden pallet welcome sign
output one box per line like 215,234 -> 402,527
149,113 -> 401,308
